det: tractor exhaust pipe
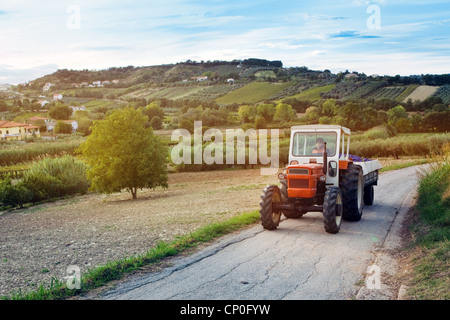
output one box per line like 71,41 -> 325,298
323,142 -> 327,175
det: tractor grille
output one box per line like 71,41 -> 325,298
288,168 -> 309,175
289,179 -> 309,188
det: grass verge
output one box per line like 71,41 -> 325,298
3,210 -> 260,300
379,159 -> 430,172
406,154 -> 449,299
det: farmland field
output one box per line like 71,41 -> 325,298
402,85 -> 439,102
286,84 -> 336,101
215,82 -> 294,105
433,84 -> 450,104
124,86 -> 206,100
368,86 -> 405,100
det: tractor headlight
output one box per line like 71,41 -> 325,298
319,175 -> 327,182
278,173 -> 286,180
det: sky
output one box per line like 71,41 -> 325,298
0,0 -> 449,84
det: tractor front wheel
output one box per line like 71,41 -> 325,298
322,187 -> 343,234
260,185 -> 282,230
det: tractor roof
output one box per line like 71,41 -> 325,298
290,125 -> 351,135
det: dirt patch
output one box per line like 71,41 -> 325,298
0,169 -> 279,297
403,85 -> 438,102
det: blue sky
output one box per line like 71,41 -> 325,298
0,0 -> 449,84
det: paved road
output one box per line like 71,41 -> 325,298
99,166 -> 422,300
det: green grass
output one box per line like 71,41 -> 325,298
406,156 -> 450,299
215,82 -> 293,105
379,159 -> 430,172
3,210 -> 260,300
286,84 -> 336,101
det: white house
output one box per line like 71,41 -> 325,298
227,78 -> 235,84
70,105 -> 86,113
42,83 -> 54,92
191,76 -> 208,82
53,93 -> 63,100
37,100 -> 49,107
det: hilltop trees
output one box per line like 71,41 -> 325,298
79,107 -> 168,199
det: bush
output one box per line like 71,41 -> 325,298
150,116 -> 163,130
22,155 -> 90,202
0,178 -> 33,208
254,116 -> 267,129
54,121 -> 73,134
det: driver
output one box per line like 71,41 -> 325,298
312,138 -> 325,154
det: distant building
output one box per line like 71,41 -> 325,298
53,93 -> 63,100
42,82 -> 54,92
37,100 -> 49,107
227,78 -> 235,84
0,120 -> 40,140
70,105 -> 86,113
191,76 -> 208,82
345,73 -> 359,79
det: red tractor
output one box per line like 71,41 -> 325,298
260,125 -> 381,234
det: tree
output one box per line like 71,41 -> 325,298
0,100 -> 9,112
79,107 -> 168,199
254,115 -> 267,129
387,105 -> 408,125
273,103 -> 296,122
256,104 -> 276,123
150,116 -> 163,130
238,105 -> 257,123
48,103 -> 72,120
54,121 -> 73,134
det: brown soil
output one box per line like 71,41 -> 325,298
0,169 -> 278,297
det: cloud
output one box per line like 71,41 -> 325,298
329,30 -> 382,39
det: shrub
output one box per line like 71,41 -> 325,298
150,116 -> 163,130
0,178 -> 33,208
254,116 -> 267,129
54,121 -> 73,134
22,155 -> 90,202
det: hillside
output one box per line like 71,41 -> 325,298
3,59 -> 449,112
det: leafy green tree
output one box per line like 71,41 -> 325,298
256,104 -> 276,123
141,102 -> 165,121
387,105 -> 408,125
79,107 -> 168,199
394,118 -> 412,133
54,121 -> 73,134
321,99 -> 336,117
273,103 -> 296,122
150,116 -> 163,130
238,105 -> 257,123
48,103 -> 72,120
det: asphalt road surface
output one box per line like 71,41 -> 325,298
99,165 -> 422,300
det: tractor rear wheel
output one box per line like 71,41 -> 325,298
260,185 -> 282,230
322,187 -> 343,234
280,180 -> 304,219
340,164 -> 364,221
364,184 -> 374,205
